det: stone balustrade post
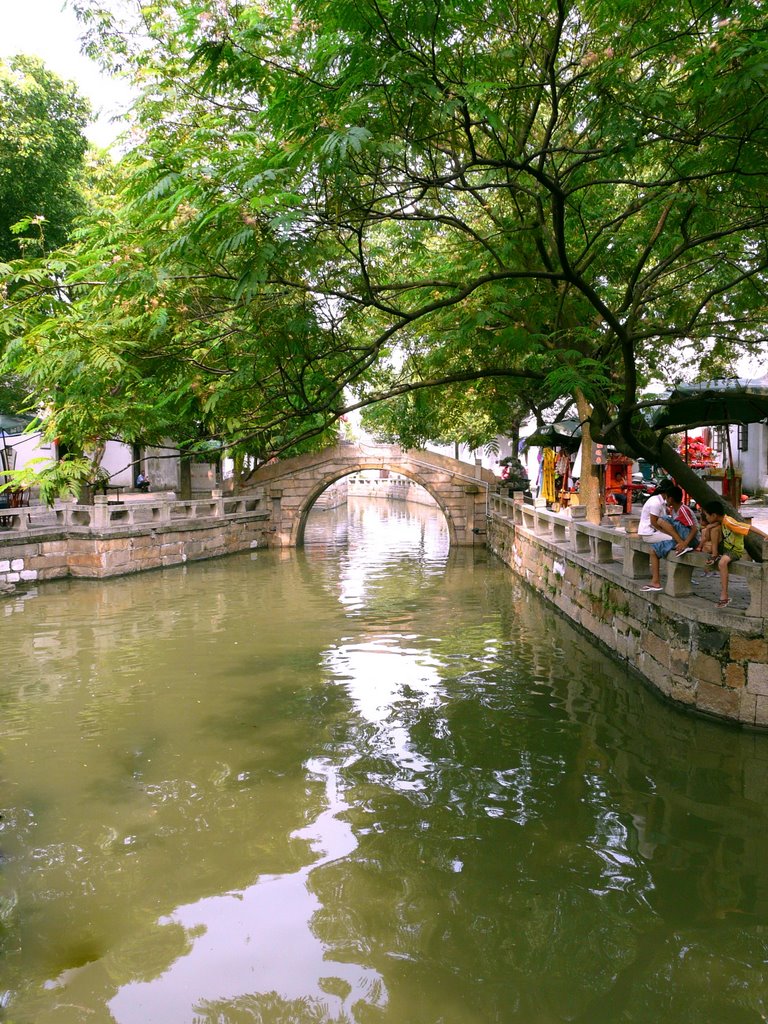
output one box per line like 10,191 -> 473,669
570,522 -> 590,554
623,538 -> 650,579
155,498 -> 171,525
93,494 -> 110,529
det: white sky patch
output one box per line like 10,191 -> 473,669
0,0 -> 134,148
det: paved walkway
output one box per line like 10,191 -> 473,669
743,499 -> 768,531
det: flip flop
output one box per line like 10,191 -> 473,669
641,585 -> 663,592
706,556 -> 721,568
717,598 -> 731,608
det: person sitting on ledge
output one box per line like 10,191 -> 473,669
664,485 -> 700,556
700,499 -> 745,609
639,484 -> 701,593
136,471 -> 151,493
637,478 -> 679,592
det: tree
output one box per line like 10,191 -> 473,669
0,373 -> 33,418
0,56 -> 91,262
0,56 -> 91,439
2,0 -> 768,531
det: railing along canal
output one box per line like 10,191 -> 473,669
0,493 -> 264,534
487,492 -> 768,727
489,492 -> 768,620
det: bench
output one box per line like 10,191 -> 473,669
499,500 -> 767,616
620,532 -> 765,614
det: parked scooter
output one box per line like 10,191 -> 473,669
632,473 -> 661,505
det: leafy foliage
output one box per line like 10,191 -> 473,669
0,56 -> 91,262
2,0 -> 768,494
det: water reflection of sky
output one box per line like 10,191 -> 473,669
108,495 -> 448,1021
109,759 -> 387,1023
324,639 -> 444,723
310,496 -> 450,614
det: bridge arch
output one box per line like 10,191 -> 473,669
246,443 -> 498,548
294,466 -> 456,548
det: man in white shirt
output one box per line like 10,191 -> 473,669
637,478 -> 682,591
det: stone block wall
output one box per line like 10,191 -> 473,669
0,514 -> 269,590
346,475 -> 439,506
487,514 -> 768,729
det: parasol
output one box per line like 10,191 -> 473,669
525,418 -> 583,452
0,413 -> 36,433
650,376 -> 768,431
0,414 -> 36,475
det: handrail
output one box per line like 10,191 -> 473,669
489,494 -> 767,618
0,494 -> 268,535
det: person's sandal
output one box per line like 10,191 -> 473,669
706,555 -> 721,568
717,597 -> 731,608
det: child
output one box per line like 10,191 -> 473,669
665,485 -> 700,556
700,500 -> 746,608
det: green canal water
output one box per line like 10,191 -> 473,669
1,496 -> 768,1023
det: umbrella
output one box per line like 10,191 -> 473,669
525,417 -> 583,452
650,376 -> 768,431
0,414 -> 37,474
0,413 -> 36,434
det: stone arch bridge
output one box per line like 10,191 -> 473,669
245,443 -> 499,547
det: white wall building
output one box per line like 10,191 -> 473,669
722,422 -> 768,496
1,427 -> 220,498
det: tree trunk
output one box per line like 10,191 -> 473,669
179,455 -> 192,500
651,443 -> 763,562
508,419 -> 521,458
576,392 -> 602,524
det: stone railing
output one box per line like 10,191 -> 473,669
487,493 -> 768,727
490,493 -> 768,618
346,474 -> 439,506
0,492 -> 271,589
0,493 -> 266,534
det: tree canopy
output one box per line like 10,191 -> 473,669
2,0 -> 767,499
0,55 -> 91,262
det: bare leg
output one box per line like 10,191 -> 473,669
649,551 -> 661,589
706,525 -> 723,563
718,555 -> 732,604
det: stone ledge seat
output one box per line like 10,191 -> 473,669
618,531 -> 763,611
498,495 -> 766,617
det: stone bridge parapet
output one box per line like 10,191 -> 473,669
245,443 -> 498,547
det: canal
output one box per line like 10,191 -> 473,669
1,495 -> 768,1023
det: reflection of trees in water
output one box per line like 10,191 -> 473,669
304,574 -> 768,1022
192,988 -> 377,1024
3,505 -> 768,1021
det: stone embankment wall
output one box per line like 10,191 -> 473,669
0,495 -> 269,588
311,479 -> 348,510
487,495 -> 768,729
